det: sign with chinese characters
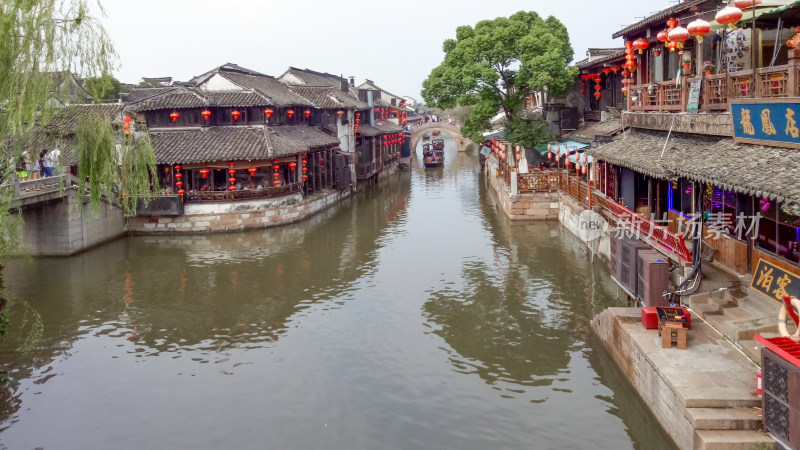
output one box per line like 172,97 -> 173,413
750,258 -> 800,303
687,80 -> 701,115
731,98 -> 800,149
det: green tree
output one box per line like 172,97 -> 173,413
0,0 -> 158,339
505,115 -> 555,150
421,11 -> 578,142
84,73 -> 122,102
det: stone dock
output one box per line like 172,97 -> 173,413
591,307 -> 776,449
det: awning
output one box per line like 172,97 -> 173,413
710,3 -> 790,29
568,153 -> 594,166
758,0 -> 800,25
534,140 -> 590,156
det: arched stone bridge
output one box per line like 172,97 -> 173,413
409,122 -> 473,152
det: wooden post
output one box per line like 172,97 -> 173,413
788,49 -> 800,96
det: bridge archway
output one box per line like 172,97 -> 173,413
409,122 -> 474,153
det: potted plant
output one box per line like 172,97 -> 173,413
703,61 -> 714,76
682,53 -> 692,71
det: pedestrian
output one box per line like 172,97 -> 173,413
46,147 -> 61,176
31,155 -> 41,180
42,149 -> 54,177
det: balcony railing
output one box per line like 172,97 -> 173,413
183,182 -> 301,202
627,61 -> 800,112
356,161 -> 379,179
517,171 -> 560,192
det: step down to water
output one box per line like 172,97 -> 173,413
686,407 -> 762,431
694,429 -> 776,450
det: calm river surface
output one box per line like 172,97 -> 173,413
0,135 -> 675,449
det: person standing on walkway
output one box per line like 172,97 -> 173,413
42,149 -> 53,177
45,148 -> 60,177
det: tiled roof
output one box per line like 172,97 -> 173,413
46,104 -> 125,136
207,91 -> 271,107
575,49 -> 626,69
149,125 -> 340,164
375,122 -> 404,133
587,129 -> 800,215
128,88 -> 208,111
124,86 -> 175,103
612,0 -> 706,39
565,118 -> 624,144
220,72 -> 311,107
288,86 -> 369,109
281,67 -> 343,87
268,126 -> 340,156
150,126 -> 270,164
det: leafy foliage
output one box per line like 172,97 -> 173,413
84,73 -> 122,102
421,11 -> 578,142
505,116 -> 556,150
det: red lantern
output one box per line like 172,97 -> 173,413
176,181 -> 183,187
248,167 -> 257,176
594,85 -> 602,91
668,27 -> 690,53
202,110 -> 211,120
229,186 -> 236,191
170,112 -> 179,122
621,87 -> 629,96
302,167 -> 307,173
289,162 -> 297,170
625,40 -> 633,49
611,66 -> 621,74
593,76 -> 602,83
547,152 -> 553,160
265,108 -> 274,118
123,116 -> 132,123
355,113 -> 360,118
621,69 -> 631,78
175,173 -> 183,179
229,177 -> 236,183
287,110 -> 295,118
666,17 -> 678,28
688,19 -> 711,43
178,189 -> 185,195
633,38 -> 650,54
716,6 -> 743,28
228,169 -> 236,175
273,172 -> 280,178
302,175 -> 308,180
231,110 -> 241,120
337,110 -> 344,117
123,122 -> 130,130
228,161 -> 235,167
582,165 -> 587,175
594,92 -> 602,99
273,180 -> 280,186
199,168 -> 209,178
304,110 -> 311,118
174,165 -> 181,170
272,164 -> 280,170
601,67 -> 611,75
733,0 -> 761,8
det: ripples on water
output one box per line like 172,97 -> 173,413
0,135 -> 675,449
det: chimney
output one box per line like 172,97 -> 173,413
349,77 -> 355,87
367,91 -> 375,126
340,78 -> 348,93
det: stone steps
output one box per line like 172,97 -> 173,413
686,407 -> 763,431
694,430 -> 776,450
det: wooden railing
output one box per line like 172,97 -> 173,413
517,171 -> 560,192
628,60 -> 800,112
184,182 -> 301,202
604,198 -> 692,264
497,160 -> 511,186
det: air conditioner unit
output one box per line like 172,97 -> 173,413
637,250 -> 670,307
762,347 -> 800,449
617,237 -> 650,296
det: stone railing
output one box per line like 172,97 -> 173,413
517,171 -> 560,193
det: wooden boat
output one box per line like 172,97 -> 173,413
431,130 -> 441,136
422,143 -> 444,168
421,133 -> 431,141
432,139 -> 444,150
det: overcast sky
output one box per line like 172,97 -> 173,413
97,0 -> 684,101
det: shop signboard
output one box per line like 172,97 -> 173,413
751,258 -> 800,303
731,98 -> 800,149
687,80 -> 701,114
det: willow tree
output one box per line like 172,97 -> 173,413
421,11 -> 578,143
0,0 -> 157,338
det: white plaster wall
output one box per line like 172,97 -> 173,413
184,193 -> 303,215
558,197 -> 611,262
199,74 -> 242,91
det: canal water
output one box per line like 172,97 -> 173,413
0,135 -> 675,449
